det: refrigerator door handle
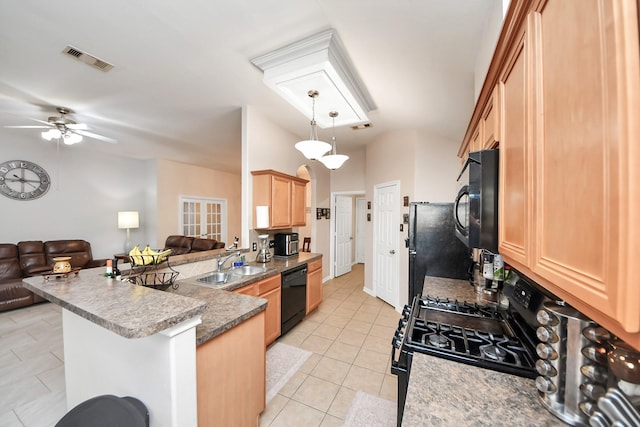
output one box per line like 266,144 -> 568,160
409,249 -> 416,255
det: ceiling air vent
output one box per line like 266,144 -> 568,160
351,123 -> 373,130
62,45 -> 114,72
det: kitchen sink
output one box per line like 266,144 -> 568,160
197,271 -> 233,285
196,265 -> 268,287
230,265 -> 268,276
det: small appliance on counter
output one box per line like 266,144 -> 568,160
274,232 -> 298,257
255,234 -> 271,263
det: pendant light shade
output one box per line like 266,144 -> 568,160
295,90 -> 331,160
319,111 -> 349,170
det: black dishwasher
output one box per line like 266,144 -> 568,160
281,264 -> 307,336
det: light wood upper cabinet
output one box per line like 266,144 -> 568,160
291,179 -> 307,227
481,85 -> 500,149
252,170 -> 309,230
489,0 -> 640,345
498,26 -> 530,269
525,0 -> 640,335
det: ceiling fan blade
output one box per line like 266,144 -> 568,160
27,117 -> 54,126
74,129 -> 117,144
4,125 -> 50,129
66,123 -> 88,130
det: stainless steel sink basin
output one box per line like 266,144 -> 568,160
196,265 -> 268,287
197,271 -> 232,285
230,265 -> 268,276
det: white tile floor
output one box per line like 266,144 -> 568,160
0,264 -> 398,426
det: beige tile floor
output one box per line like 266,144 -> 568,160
260,264 -> 398,426
0,263 -> 398,427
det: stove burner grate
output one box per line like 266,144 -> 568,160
427,333 -> 449,348
480,345 -> 507,361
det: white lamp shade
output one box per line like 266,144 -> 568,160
319,154 -> 349,170
295,139 -> 332,160
256,206 -> 270,229
118,211 -> 139,229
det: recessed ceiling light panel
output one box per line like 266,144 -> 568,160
251,29 -> 376,128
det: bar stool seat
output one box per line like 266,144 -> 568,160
56,395 -> 149,427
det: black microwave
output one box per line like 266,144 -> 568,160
454,149 -> 499,252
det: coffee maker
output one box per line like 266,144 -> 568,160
255,234 -> 271,263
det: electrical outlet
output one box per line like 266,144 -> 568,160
252,242 -> 257,251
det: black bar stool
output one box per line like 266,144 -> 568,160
56,395 -> 149,427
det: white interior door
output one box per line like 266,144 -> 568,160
180,197 -> 227,242
355,197 -> 366,263
373,182 -> 400,307
334,195 -> 353,277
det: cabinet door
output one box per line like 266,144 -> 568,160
291,179 -> 307,226
470,124 -> 482,153
234,283 -> 257,296
271,175 -> 292,228
306,267 -> 323,314
262,286 -> 281,346
529,0 -> 640,332
481,85 -> 500,149
498,25 -> 531,268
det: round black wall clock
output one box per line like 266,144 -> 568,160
0,160 -> 51,200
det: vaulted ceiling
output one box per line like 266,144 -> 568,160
0,0 -> 495,173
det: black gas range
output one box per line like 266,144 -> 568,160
391,281 -> 549,426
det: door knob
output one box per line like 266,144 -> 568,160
390,250 -> 396,255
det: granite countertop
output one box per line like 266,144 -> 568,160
403,353 -> 564,426
25,251 -> 322,345
22,269 -> 208,339
400,275 -> 565,426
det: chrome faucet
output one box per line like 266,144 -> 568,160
217,251 -> 240,271
227,236 -> 239,250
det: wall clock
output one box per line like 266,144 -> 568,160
0,160 -> 51,200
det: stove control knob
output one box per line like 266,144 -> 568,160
398,318 -> 407,329
536,326 -> 559,343
536,343 -> 558,360
402,305 -> 411,317
535,376 -> 557,394
535,359 -> 557,377
536,309 -> 559,326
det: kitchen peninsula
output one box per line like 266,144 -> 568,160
22,249 -> 322,427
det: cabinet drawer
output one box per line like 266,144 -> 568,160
307,258 -> 322,273
234,283 -> 257,296
257,274 -> 281,295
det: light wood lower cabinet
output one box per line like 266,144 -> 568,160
234,274 -> 281,346
306,258 -> 323,314
196,311 -> 265,427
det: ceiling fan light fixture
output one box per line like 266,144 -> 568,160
41,129 -> 61,141
63,132 -> 83,145
295,90 -> 331,160
319,111 -> 349,170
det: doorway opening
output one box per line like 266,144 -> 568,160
330,190 -> 365,279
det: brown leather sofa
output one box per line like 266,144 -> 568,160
163,235 -> 225,255
0,240 -> 107,312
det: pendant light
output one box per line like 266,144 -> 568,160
295,90 -> 332,160
319,111 -> 349,170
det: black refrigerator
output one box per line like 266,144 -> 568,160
408,202 -> 471,302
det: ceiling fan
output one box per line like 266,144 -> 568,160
4,106 -> 117,145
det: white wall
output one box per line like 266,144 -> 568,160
0,133 -> 148,259
414,131 -> 464,203
329,146 -> 366,193
155,159 -> 241,248
242,106 -> 331,277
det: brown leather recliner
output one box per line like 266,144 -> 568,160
191,238 -> 218,252
0,244 -> 36,311
44,240 -> 107,269
18,241 -> 50,276
163,235 -> 194,255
